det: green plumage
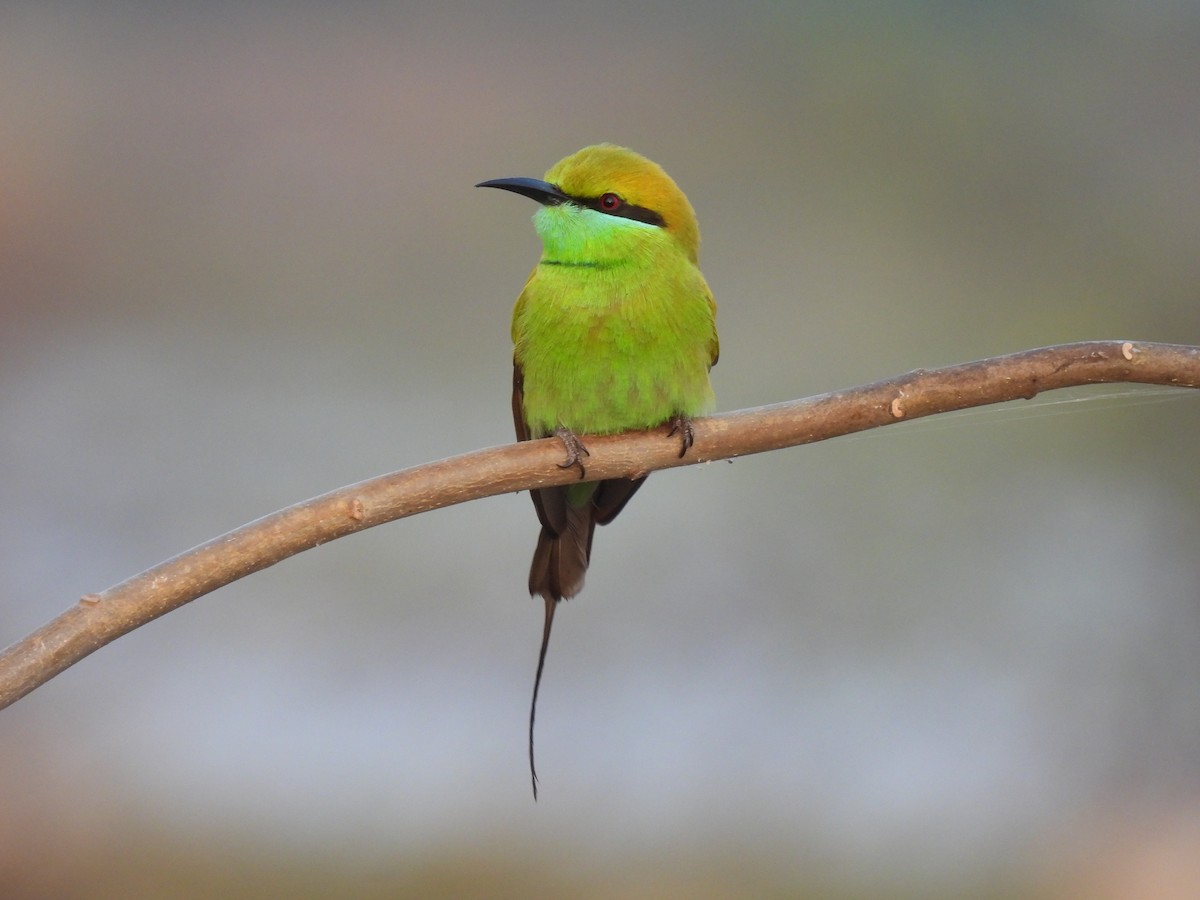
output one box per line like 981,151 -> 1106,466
513,203 -> 716,438
479,143 -> 718,797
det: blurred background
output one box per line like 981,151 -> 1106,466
2,2 -> 1199,897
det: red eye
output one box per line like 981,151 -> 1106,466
599,192 -> 623,211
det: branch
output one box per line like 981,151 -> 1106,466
2,340 -> 1197,709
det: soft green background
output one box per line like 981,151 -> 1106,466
3,3 -> 1199,897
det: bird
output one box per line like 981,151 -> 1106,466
477,144 -> 718,797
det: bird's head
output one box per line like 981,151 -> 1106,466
477,144 -> 701,266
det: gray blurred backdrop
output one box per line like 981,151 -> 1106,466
2,3 -> 1199,897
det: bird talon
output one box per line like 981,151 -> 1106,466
553,427 -> 590,479
667,415 -> 695,458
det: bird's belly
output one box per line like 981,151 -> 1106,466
518,295 -> 714,437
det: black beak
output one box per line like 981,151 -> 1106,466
475,177 -> 571,207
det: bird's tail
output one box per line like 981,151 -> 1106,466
527,502 -> 594,799
528,502 -> 594,603
524,477 -> 643,797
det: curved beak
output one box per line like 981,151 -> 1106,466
475,177 -> 570,207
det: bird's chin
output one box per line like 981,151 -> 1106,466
534,205 -> 657,263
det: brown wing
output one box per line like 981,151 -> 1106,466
514,362 -> 568,536
511,362 -> 531,443
591,476 -> 645,526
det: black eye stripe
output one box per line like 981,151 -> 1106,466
570,194 -> 665,227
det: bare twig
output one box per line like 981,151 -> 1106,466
1,340 -> 1197,709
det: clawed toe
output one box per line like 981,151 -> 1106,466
553,426 -> 590,479
667,415 -> 695,458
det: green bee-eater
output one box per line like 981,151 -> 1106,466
478,144 -> 718,796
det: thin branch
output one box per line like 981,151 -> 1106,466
2,340 -> 1197,710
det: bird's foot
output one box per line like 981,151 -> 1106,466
667,414 -> 695,458
553,426 -> 590,479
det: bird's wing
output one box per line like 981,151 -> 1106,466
706,286 -> 720,368
513,362 -> 567,536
